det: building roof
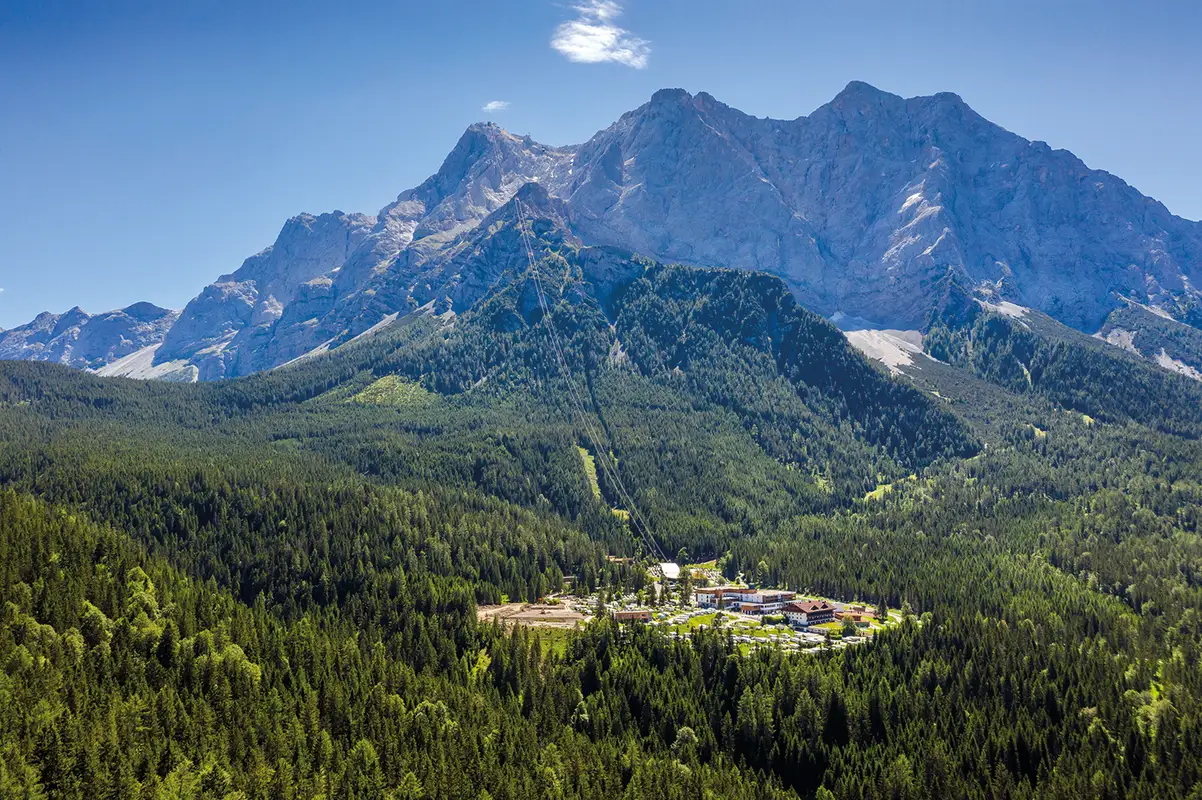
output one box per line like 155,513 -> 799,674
657,562 -> 681,580
785,600 -> 834,614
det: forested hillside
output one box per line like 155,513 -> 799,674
925,288 -> 1202,438
3,244 -> 1202,797
1096,303 -> 1202,378
0,490 -> 789,799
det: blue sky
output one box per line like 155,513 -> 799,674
2,0 -> 1200,328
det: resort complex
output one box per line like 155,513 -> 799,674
691,587 -> 875,627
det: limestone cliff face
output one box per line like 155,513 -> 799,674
8,83 -> 1201,379
144,125 -> 573,380
0,302 -> 179,370
559,82 -> 1202,330
153,211 -> 376,380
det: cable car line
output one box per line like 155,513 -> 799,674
512,197 -> 669,565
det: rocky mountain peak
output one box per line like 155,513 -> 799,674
833,79 -> 888,102
510,180 -> 561,218
120,302 -> 173,323
8,83 -> 1202,380
648,87 -> 693,106
0,302 -> 178,370
424,122 -> 511,202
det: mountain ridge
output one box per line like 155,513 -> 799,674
5,81 -> 1201,379
0,302 -> 180,370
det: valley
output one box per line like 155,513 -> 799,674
3,240 -> 1202,795
3,49 -> 1202,800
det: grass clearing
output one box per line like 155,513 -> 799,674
743,625 -> 777,639
577,446 -> 601,499
350,375 -> 437,407
864,482 -> 894,502
666,612 -> 718,634
533,626 -> 574,657
864,474 -> 918,503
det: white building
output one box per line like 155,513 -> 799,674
694,587 -> 795,615
783,600 -> 835,627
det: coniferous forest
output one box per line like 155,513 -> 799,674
3,252 -> 1202,799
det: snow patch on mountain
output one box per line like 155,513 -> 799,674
980,300 -> 1031,321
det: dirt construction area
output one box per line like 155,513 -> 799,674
476,603 -> 585,629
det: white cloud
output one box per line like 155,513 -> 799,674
551,1 -> 649,69
482,100 -> 510,113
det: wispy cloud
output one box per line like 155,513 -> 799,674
481,100 -> 510,113
551,1 -> 649,69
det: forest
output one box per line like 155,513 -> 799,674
2,250 -> 1202,798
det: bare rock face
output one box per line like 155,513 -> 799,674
560,82 -> 1202,330
337,123 -> 573,286
6,83 -> 1201,379
559,88 -> 829,303
0,303 -> 179,369
154,211 -> 376,380
146,125 -> 575,380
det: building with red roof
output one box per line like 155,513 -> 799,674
782,599 -> 835,627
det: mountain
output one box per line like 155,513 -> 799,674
6,82 -> 1202,379
150,210 -> 377,381
561,83 -> 1202,332
5,140 -> 1202,800
0,302 -> 179,370
131,126 -> 569,381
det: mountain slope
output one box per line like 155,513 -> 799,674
922,284 -> 1202,438
7,83 -> 1202,378
149,210 -> 376,380
1096,300 -> 1202,380
350,187 -> 978,536
561,83 -> 1202,330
